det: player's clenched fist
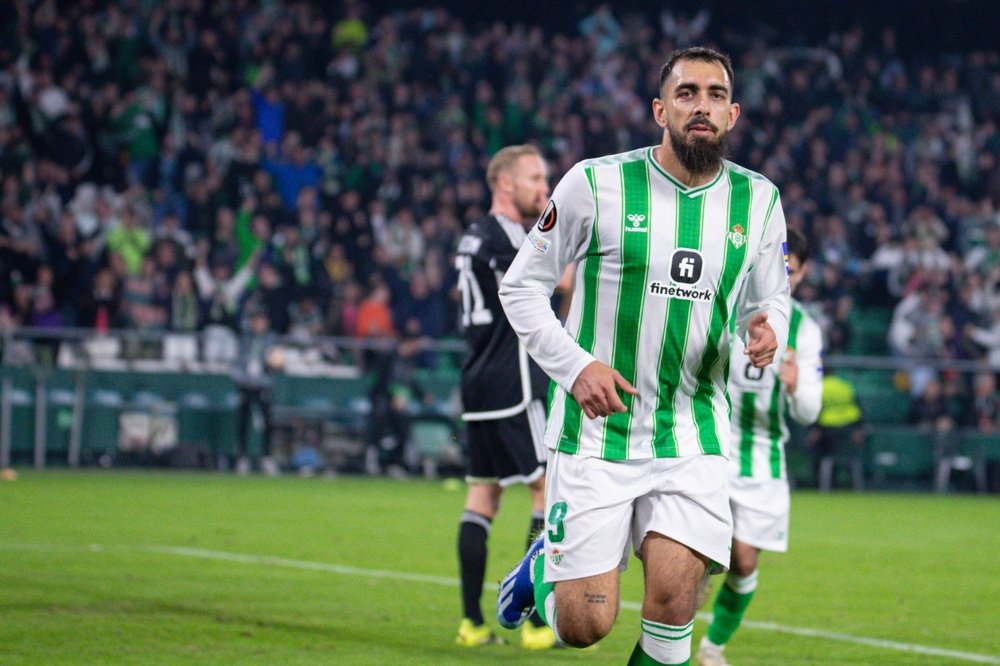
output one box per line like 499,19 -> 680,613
745,312 -> 778,368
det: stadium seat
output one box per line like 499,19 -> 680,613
855,384 -> 910,425
937,430 -> 992,493
163,334 -> 200,371
866,425 -> 935,490
410,416 -> 461,479
846,306 -> 892,356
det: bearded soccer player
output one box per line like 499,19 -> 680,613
454,145 -> 558,650
496,47 -> 790,666
697,227 -> 823,666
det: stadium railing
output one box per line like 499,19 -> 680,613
0,326 -> 464,474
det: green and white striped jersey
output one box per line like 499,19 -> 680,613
728,299 -> 824,479
500,147 -> 790,460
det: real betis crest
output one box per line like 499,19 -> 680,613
728,223 -> 746,249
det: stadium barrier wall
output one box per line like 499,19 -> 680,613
1,327 -> 997,490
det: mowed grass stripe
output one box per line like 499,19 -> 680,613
3,541 -> 998,665
2,472 -> 998,665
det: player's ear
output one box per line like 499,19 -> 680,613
652,98 -> 668,128
727,102 -> 741,130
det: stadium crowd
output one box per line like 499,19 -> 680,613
0,1 -> 998,397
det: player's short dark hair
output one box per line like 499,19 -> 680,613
786,227 -> 810,264
659,47 -> 735,96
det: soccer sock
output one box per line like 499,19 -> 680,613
706,569 -> 759,647
627,618 -> 693,665
526,512 -> 546,627
458,510 -> 492,625
531,547 -> 561,642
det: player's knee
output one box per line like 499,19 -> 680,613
556,611 -> 615,648
729,547 -> 759,578
730,557 -> 757,579
641,593 -> 696,627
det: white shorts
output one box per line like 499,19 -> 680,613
729,475 -> 790,552
541,451 -> 733,583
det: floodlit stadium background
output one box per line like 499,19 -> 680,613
0,1 -> 998,663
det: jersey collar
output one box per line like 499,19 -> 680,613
645,146 -> 725,196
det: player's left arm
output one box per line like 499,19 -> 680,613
735,190 -> 790,365
785,317 -> 824,425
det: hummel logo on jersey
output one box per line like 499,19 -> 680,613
624,213 -> 648,233
669,249 -> 703,284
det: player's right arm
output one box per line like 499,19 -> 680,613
499,164 -> 605,397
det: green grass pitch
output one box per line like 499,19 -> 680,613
1,471 -> 998,664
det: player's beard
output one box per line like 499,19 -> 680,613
515,195 -> 544,221
669,117 -> 727,177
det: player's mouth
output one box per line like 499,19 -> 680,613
685,116 -> 717,136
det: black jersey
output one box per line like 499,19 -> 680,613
456,214 -> 547,419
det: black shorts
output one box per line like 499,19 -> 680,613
465,399 -> 546,486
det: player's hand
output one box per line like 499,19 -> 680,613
779,350 -> 798,393
745,312 -> 777,368
571,361 -> 638,420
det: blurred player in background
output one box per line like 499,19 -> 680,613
454,145 -> 558,650
697,227 -> 823,666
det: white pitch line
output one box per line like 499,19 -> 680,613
3,543 -> 998,664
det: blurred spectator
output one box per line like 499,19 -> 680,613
355,280 -> 396,339
908,375 -> 960,433
169,270 -> 200,332
233,308 -> 278,476
106,206 -> 152,275
0,0 -> 993,394
77,268 -> 124,331
966,309 -> 1000,371
810,370 -> 866,491
964,371 -> 1000,433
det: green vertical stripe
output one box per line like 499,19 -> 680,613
652,193 -> 703,456
691,169 -> 752,455
787,306 -> 803,351
767,379 -> 783,478
739,391 -> 756,476
601,160 -> 651,459
769,306 -> 804,477
558,167 -> 601,454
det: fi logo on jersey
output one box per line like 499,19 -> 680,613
649,249 -> 713,302
670,249 -> 703,284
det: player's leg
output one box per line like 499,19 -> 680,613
258,389 -> 278,476
630,534 -> 707,666
456,420 -> 504,646
548,569 -> 620,647
698,540 -> 759,666
519,474 -> 560,648
699,477 -> 789,665
456,482 -> 503,646
499,452 -> 635,648
519,402 -> 558,648
631,455 -> 733,666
